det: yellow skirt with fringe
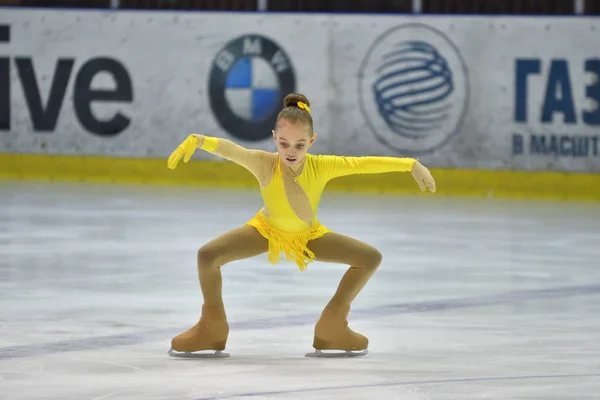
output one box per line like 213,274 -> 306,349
245,211 -> 331,271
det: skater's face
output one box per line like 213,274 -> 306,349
273,120 -> 316,167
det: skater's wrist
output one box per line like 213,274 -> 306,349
199,136 -> 219,152
190,134 -> 205,149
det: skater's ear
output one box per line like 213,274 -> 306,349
309,133 -> 317,147
272,129 -> 276,141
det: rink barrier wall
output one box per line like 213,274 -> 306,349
1,10 -> 600,200
2,153 -> 600,201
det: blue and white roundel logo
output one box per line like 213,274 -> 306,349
209,35 -> 296,141
358,23 -> 469,155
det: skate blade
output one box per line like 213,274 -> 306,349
168,348 -> 230,359
305,349 -> 369,358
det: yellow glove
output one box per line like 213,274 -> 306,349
411,161 -> 436,193
167,134 -> 200,169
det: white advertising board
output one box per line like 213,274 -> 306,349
0,10 -> 332,158
331,16 -> 600,173
0,10 -> 598,172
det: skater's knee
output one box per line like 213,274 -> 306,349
368,248 -> 383,270
197,245 -> 223,269
356,246 -> 382,271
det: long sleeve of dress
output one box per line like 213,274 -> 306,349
200,136 -> 275,185
317,154 -> 417,181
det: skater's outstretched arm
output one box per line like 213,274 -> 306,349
167,134 -> 276,185
317,154 -> 436,192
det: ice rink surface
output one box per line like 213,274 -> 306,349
1,181 -> 599,400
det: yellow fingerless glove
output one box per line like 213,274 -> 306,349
167,134 -> 199,169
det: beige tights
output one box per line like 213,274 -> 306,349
307,232 -> 382,350
197,227 -> 382,311
308,232 -> 383,309
172,227 -> 382,352
196,225 -> 269,308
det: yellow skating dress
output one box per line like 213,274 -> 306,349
199,136 -> 417,271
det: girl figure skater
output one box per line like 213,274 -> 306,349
167,93 -> 436,358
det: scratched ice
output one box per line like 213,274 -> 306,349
1,181 -> 599,400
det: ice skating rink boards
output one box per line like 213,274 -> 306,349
1,182 -> 599,400
1,153 -> 600,201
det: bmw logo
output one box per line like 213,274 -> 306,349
358,23 -> 469,155
208,34 -> 296,141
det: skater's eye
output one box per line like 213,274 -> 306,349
296,144 -> 305,149
279,142 -> 289,148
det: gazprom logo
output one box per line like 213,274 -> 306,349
358,23 -> 469,155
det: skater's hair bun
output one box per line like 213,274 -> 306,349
276,93 -> 314,134
283,93 -> 310,110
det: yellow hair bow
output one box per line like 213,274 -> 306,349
297,101 -> 311,114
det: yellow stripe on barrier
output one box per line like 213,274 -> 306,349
1,153 -> 599,201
